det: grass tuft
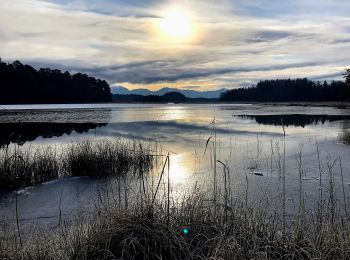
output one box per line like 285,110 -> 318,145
339,129 -> 350,145
0,139 -> 154,190
2,190 -> 350,260
1,133 -> 350,259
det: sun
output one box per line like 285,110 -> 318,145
158,7 -> 194,42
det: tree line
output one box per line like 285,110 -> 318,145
220,71 -> 350,102
0,59 -> 112,104
113,91 -> 216,103
1,58 -> 349,104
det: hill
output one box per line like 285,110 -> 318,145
113,91 -> 217,103
111,86 -> 227,99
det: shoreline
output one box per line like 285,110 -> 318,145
1,101 -> 349,107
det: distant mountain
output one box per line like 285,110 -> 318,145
111,86 -> 227,99
111,86 -> 131,95
113,91 -> 217,103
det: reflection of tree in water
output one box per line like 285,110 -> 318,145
236,114 -> 350,128
0,122 -> 108,147
0,108 -> 112,147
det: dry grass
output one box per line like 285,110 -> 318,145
65,140 -> 153,177
1,133 -> 350,259
0,146 -> 62,190
1,187 -> 350,260
0,139 -> 154,190
339,129 -> 350,145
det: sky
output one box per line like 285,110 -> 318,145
0,0 -> 350,91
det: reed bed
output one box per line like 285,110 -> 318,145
1,136 -> 350,260
339,129 -> 350,145
0,139 -> 154,190
65,140 -> 153,177
1,184 -> 350,260
1,130 -> 350,259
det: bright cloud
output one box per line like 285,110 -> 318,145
0,0 -> 349,90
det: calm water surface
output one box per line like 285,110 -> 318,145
1,103 -> 350,226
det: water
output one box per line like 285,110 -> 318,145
1,103 -> 350,227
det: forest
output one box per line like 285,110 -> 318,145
0,59 -> 112,104
220,75 -> 350,102
113,91 -> 216,103
1,59 -> 349,104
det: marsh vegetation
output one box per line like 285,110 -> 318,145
1,154 -> 350,259
339,129 -> 350,145
0,139 -> 154,190
1,104 -> 350,259
1,133 -> 350,259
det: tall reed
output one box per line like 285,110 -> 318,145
1,127 -> 350,259
2,172 -> 350,260
339,129 -> 350,145
0,139 -> 154,190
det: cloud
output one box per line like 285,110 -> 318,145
246,30 -> 295,43
333,38 -> 350,44
310,72 -> 344,81
69,60 -> 333,84
179,86 -> 201,90
96,120 -> 282,143
0,0 -> 349,90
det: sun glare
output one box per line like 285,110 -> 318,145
158,7 -> 194,42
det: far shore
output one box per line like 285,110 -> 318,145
113,101 -> 350,108
1,101 -> 350,109
220,101 -> 350,108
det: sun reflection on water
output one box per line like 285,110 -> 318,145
169,153 -> 193,185
158,106 -> 188,121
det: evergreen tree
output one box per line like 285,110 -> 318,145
344,69 -> 350,86
0,59 -> 112,104
220,77 -> 349,102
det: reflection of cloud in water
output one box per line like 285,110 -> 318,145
98,121 -> 283,143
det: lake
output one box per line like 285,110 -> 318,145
1,103 -> 350,227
